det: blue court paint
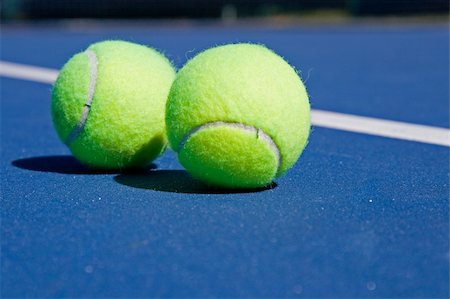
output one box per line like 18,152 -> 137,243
1,24 -> 448,127
1,24 -> 449,298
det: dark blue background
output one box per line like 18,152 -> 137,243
1,23 -> 449,297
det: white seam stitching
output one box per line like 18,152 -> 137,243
65,49 -> 98,145
178,121 -> 282,171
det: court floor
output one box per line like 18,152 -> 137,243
1,21 -> 449,297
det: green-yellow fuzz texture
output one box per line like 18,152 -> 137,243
52,40 -> 176,169
166,43 -> 310,189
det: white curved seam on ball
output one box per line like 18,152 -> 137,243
65,49 -> 98,145
178,121 -> 281,171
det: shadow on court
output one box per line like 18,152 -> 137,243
12,155 -> 156,175
12,156 -> 277,193
114,170 -> 277,194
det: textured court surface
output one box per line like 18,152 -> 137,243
1,22 -> 449,298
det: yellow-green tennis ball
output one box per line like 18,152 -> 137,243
52,40 -> 176,169
166,43 -> 310,189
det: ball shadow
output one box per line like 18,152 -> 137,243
114,170 -> 277,194
12,155 -> 156,175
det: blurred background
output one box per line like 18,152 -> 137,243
1,0 -> 448,21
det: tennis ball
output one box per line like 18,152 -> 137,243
166,43 -> 310,189
52,40 -> 176,169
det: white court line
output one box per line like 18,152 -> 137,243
312,110 -> 450,147
1,60 -> 449,147
0,61 -> 58,83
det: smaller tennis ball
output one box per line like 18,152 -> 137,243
166,43 -> 310,189
52,40 -> 176,169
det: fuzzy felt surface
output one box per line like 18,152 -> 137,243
52,40 -> 176,169
166,43 -> 310,187
179,124 -> 279,188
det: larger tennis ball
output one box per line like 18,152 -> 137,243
166,43 -> 310,189
52,40 -> 176,169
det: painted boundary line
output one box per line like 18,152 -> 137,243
0,61 -> 58,83
1,60 -> 449,147
312,110 -> 450,147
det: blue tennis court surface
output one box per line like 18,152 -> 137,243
1,22 -> 449,298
